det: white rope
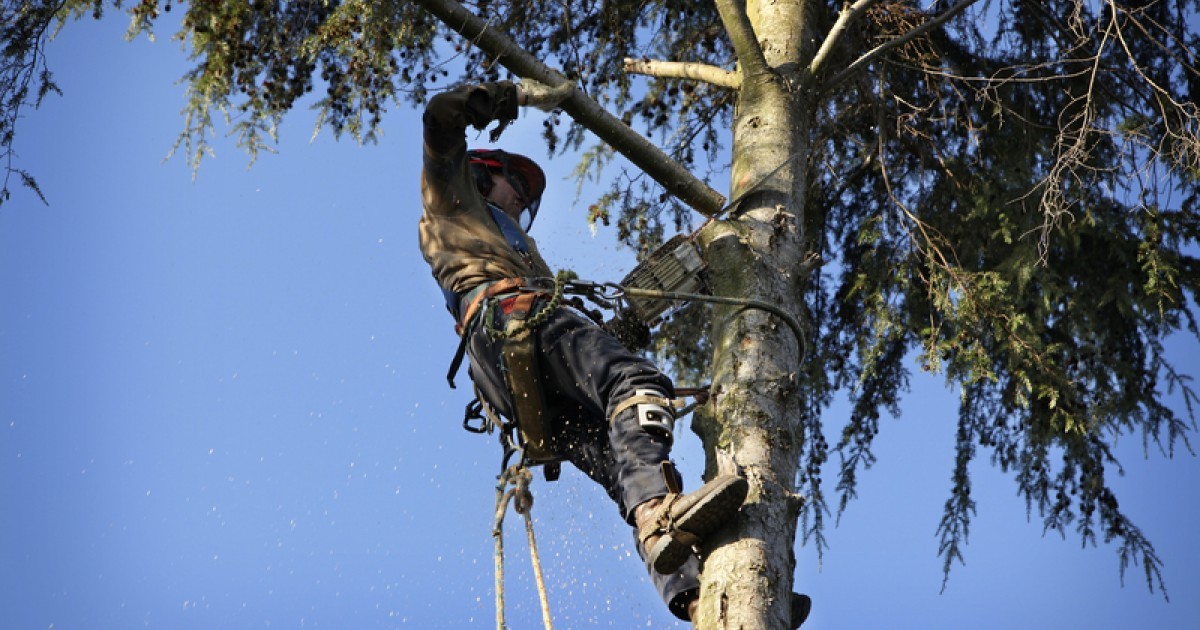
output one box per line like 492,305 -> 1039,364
492,464 -> 554,630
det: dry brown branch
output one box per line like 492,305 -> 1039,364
1008,1 -> 1200,263
1109,1 -> 1200,176
821,0 -> 981,91
1025,14 -> 1116,264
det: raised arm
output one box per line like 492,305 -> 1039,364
421,81 -> 521,188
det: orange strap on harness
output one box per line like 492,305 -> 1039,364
456,278 -> 528,335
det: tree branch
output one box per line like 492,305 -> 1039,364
713,0 -> 771,81
809,0 -> 884,80
622,57 -> 741,89
411,0 -> 726,217
1,0 -> 66,207
821,0 -> 982,91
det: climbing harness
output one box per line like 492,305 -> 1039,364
492,463 -> 554,630
489,278 -> 561,465
445,276 -> 557,388
453,273 -> 571,480
482,272 -> 568,341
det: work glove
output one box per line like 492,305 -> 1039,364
519,79 -> 575,112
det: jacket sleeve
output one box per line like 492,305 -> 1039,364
421,81 -> 520,193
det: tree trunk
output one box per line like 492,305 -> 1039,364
693,1 -> 816,628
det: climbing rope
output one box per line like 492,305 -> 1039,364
625,285 -> 808,364
565,280 -> 809,364
492,463 -> 554,630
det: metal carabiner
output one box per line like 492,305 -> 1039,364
596,281 -> 626,302
564,279 -> 626,309
500,442 -> 524,476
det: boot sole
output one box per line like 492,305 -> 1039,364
792,593 -> 812,628
650,476 -> 749,574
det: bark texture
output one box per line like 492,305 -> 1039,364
693,1 -> 817,627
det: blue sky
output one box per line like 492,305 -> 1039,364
2,12 -> 1198,630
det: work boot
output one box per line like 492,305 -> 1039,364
635,474 -> 749,575
791,592 -> 812,628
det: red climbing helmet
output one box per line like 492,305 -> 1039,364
468,149 -> 546,230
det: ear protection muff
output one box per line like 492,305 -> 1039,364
468,149 -> 545,230
470,160 -> 495,197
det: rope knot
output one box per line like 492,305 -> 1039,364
512,466 -> 534,514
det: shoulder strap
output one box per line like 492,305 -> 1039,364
487,202 -> 530,254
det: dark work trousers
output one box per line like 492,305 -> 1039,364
465,297 -> 700,620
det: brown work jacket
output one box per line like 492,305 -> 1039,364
419,81 -> 552,311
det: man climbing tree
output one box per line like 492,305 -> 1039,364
5,1 -> 1199,628
417,76 -> 811,627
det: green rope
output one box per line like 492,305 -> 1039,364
484,271 -> 571,340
